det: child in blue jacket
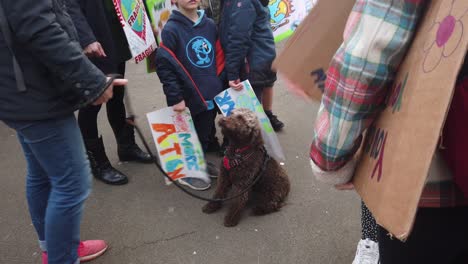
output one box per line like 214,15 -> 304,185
155,0 -> 223,190
218,0 -> 284,131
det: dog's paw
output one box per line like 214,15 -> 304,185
223,218 -> 239,227
202,202 -> 222,214
223,215 -> 240,227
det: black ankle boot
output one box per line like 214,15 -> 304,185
117,124 -> 152,163
84,137 -> 129,185
265,110 -> 285,132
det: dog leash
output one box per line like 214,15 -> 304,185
105,74 -> 270,202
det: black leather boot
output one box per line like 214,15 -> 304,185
84,137 -> 129,185
117,124 -> 153,163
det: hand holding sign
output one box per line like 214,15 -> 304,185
215,80 -> 285,161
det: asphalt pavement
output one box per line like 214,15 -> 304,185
0,57 -> 361,264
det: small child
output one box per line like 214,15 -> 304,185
155,0 -> 223,190
218,0 -> 284,131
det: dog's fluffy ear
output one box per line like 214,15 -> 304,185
249,126 -> 263,145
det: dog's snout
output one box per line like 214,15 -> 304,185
218,117 -> 228,126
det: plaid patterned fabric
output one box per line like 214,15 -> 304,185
419,181 -> 468,208
310,0 -> 424,171
310,0 -> 468,208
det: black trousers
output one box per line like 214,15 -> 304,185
378,207 -> 468,264
193,109 -> 217,152
78,63 -> 126,140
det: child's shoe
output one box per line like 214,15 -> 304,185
178,177 -> 211,191
352,239 -> 380,264
265,110 -> 284,131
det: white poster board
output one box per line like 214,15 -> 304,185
214,80 -> 286,161
147,107 -> 209,184
112,0 -> 157,63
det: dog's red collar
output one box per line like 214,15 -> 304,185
223,145 -> 259,171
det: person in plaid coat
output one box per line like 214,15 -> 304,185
308,0 -> 468,263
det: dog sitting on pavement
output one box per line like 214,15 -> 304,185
202,108 -> 290,227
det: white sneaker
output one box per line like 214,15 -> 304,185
352,239 -> 380,264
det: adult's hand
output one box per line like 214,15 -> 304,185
173,100 -> 186,112
92,78 -> 128,105
84,42 -> 107,58
334,182 -> 355,191
229,79 -> 244,91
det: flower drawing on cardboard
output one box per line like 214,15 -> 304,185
422,0 -> 468,73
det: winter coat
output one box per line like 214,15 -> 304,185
67,0 -> 132,74
219,0 -> 277,87
155,10 -> 223,116
0,0 -> 107,121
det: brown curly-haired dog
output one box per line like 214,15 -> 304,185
202,108 -> 290,227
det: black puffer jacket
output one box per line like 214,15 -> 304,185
0,0 -> 107,121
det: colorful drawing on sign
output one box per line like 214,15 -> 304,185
268,0 -> 315,42
147,108 -> 209,184
364,126 -> 388,182
269,0 -> 293,31
386,73 -> 409,114
121,0 -> 147,41
422,0 -> 468,73
214,80 -> 284,161
144,0 -> 174,72
146,0 -> 175,43
112,0 -> 156,63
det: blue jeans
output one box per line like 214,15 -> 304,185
4,115 -> 91,264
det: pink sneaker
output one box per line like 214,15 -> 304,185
41,240 -> 108,263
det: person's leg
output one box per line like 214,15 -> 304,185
378,207 -> 468,264
193,110 -> 217,153
16,133 -> 50,253
361,202 -> 378,242
262,86 -> 274,112
78,104 -> 102,140
78,103 -> 128,185
259,85 -> 284,131
352,201 -> 379,264
5,115 -> 90,264
108,63 -> 151,163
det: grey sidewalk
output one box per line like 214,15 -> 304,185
0,61 -> 360,264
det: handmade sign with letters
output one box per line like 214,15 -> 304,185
112,0 -> 157,63
147,107 -> 209,185
268,0 -> 316,42
353,0 -> 468,240
144,0 -> 175,72
146,0 -> 174,44
214,80 -> 285,161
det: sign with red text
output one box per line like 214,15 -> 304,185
214,80 -> 285,161
147,107 -> 209,185
112,0 -> 157,63
353,0 -> 468,241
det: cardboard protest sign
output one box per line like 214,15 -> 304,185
353,0 -> 468,240
268,0 -> 316,42
273,0 -> 355,101
112,0 -> 157,63
147,107 -> 209,185
214,80 -> 286,161
144,0 -> 175,72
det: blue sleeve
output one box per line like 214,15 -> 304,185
225,0 -> 255,81
157,28 -> 184,106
